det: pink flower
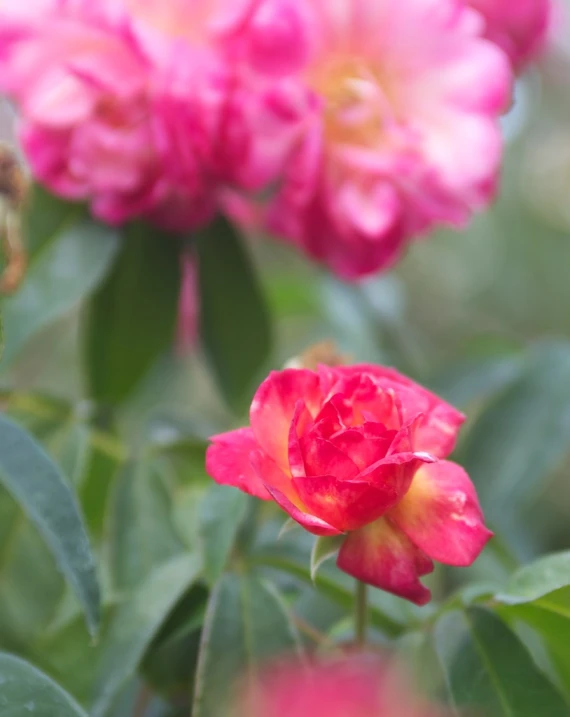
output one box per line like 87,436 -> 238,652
468,0 -> 553,72
206,364 -> 492,605
235,654 -> 448,717
258,0 -> 513,279
0,0 -> 303,230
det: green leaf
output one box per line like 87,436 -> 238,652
0,415 -> 100,635
310,535 -> 344,581
458,341 -> 570,525
79,429 -> 125,537
496,551 -> 570,605
91,553 -> 201,717
494,552 -> 570,699
435,607 -> 569,716
498,589 -> 570,701
197,216 -> 272,413
0,488 -> 64,651
192,573 -> 302,717
0,652 -> 88,717
199,485 -> 248,586
108,459 -> 185,592
2,207 -> 120,367
84,221 -> 182,405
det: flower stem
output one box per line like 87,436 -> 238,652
355,580 -> 368,646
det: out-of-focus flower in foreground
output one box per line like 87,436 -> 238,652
262,0 -> 513,279
234,653 -> 448,717
468,0 -> 553,73
206,363 -> 492,605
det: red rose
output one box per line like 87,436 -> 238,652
206,364 -> 492,605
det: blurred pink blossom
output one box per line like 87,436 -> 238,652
0,0 -> 303,231
468,0 -> 553,72
235,654 -> 448,717
261,0 -> 513,279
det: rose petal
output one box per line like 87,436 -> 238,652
206,428 -> 269,499
389,460 -> 493,566
250,448 -> 299,505
299,433 -> 360,480
358,451 -> 436,505
250,369 -> 322,469
292,475 -> 400,532
337,517 -> 434,605
336,365 -> 465,458
288,400 -> 314,477
265,484 -> 342,537
328,426 -> 393,471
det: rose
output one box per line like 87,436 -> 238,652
259,0 -> 513,279
206,364 -> 492,605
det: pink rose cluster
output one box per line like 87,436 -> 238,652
207,364 -> 492,605
0,0 -> 549,278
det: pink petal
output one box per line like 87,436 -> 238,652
250,369 -> 322,469
265,484 -> 341,537
287,400 -> 315,477
299,433 -> 360,480
292,475 -> 404,532
206,428 -> 269,500
359,451 -> 436,503
337,365 -> 465,458
337,517 -> 434,606
327,425 -> 394,472
389,461 -> 493,566
250,448 -> 299,505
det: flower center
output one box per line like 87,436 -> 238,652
313,56 -> 395,148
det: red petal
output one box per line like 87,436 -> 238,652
265,485 -> 342,537
250,369 -> 322,469
292,475 -> 399,532
206,428 -> 269,499
337,518 -> 434,605
359,451 -> 435,505
334,365 -> 465,458
250,449 -> 299,506
300,434 -> 360,480
288,401 -> 314,477
328,426 -> 393,471
389,461 -> 493,566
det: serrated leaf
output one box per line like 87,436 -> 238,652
435,607 -> 569,716
192,573 -> 302,717
84,221 -> 181,405
0,415 -> 100,635
197,216 -> 272,413
199,485 -> 248,586
310,535 -> 344,581
0,652 -> 88,717
91,553 -> 201,717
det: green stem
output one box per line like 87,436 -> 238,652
355,580 -> 368,646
